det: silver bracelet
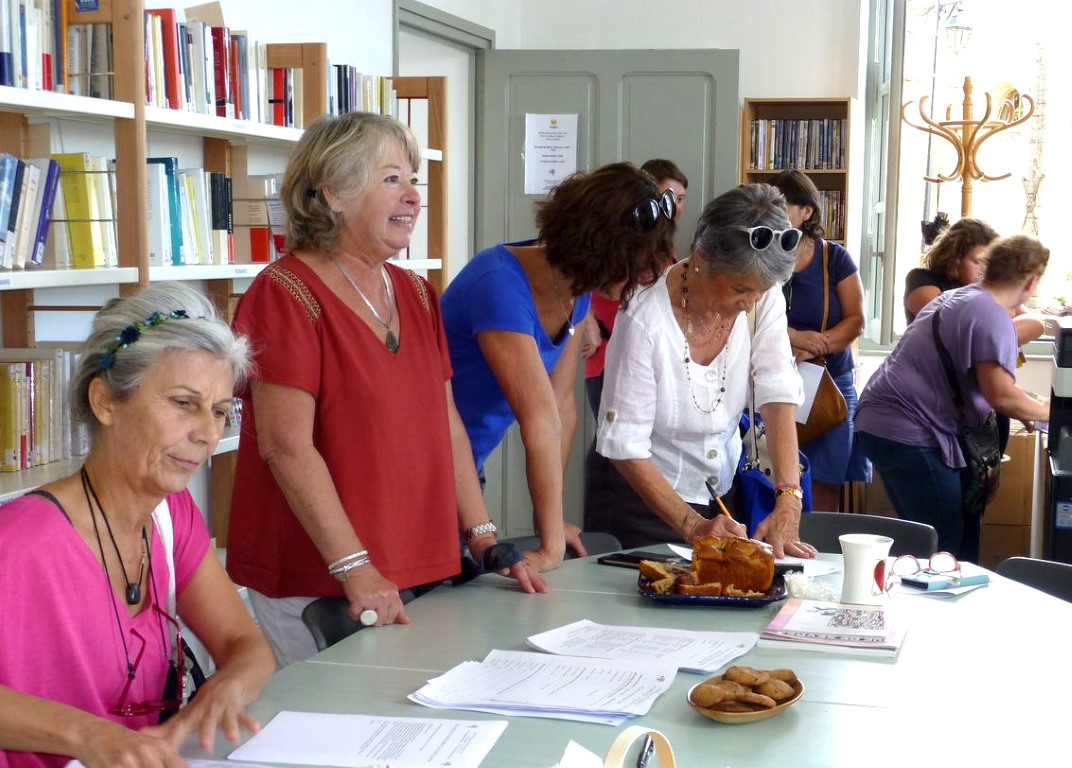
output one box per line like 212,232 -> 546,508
463,521 -> 497,542
327,550 -> 369,573
329,554 -> 372,582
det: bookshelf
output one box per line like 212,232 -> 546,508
0,1 -> 449,514
739,98 -> 851,243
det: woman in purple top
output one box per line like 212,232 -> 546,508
857,235 -> 1051,560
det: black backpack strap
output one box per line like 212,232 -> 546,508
930,299 -> 968,419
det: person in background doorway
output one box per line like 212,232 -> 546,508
771,169 -> 870,514
0,283 -> 274,768
227,112 -> 546,669
443,163 -> 675,571
859,234 -> 1052,561
903,217 -> 998,325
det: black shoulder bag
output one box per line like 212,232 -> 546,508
931,302 -> 1002,517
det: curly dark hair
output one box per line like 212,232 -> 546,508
983,234 -> 1049,284
770,169 -> 824,241
922,217 -> 998,282
534,162 -> 674,307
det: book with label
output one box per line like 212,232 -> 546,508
25,157 -> 61,266
2,157 -> 25,268
758,598 -> 909,658
146,157 -> 185,265
12,160 -> 41,268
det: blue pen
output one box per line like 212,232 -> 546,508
636,734 -> 655,768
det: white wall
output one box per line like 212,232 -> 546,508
423,0 -> 865,101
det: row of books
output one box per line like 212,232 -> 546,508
143,7 -> 396,125
0,153 -> 59,269
0,0 -> 64,91
818,190 -> 846,241
0,347 -> 87,473
748,118 -> 847,171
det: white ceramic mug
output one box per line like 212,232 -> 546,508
839,533 -> 893,605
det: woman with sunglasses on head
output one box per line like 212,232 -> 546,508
771,169 -> 870,514
595,183 -> 818,559
0,283 -> 274,768
442,163 -> 674,571
858,235 -> 1051,562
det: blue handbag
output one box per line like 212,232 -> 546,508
736,412 -> 813,535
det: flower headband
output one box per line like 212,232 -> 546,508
99,310 -> 189,371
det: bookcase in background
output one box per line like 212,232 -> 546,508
739,98 -> 851,243
0,1 -> 450,521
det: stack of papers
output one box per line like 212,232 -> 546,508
758,598 -> 909,658
225,711 -> 506,768
409,649 -> 676,726
526,619 -> 757,674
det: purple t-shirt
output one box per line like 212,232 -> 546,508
856,284 -> 1017,468
0,489 -> 209,768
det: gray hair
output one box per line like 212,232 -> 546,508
691,183 -> 796,288
70,283 -> 252,434
281,111 -> 422,253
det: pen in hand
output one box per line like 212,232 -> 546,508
706,479 -> 734,521
635,734 -> 655,768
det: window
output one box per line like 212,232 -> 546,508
863,0 -> 1069,346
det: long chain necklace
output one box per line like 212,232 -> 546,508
331,256 -> 400,353
557,295 -> 576,337
82,466 -> 146,606
681,260 -> 729,414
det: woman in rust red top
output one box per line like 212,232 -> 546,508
227,113 -> 545,668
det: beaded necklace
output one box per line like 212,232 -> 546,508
680,259 -> 729,415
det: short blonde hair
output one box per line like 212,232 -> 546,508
281,112 -> 421,253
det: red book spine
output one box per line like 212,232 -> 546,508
210,26 -> 232,118
147,9 -> 181,109
270,67 -> 286,126
228,37 -> 241,120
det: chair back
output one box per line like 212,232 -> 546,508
798,512 -> 938,557
301,596 -> 363,653
995,556 -> 1072,602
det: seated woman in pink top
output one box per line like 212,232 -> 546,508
0,284 -> 274,768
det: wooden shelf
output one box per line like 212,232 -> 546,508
739,97 -> 852,241
0,267 -> 140,291
149,264 -> 269,282
145,106 -> 303,145
0,458 -> 81,503
0,85 -> 135,121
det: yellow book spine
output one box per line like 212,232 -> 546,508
52,153 -> 105,269
0,364 -> 19,472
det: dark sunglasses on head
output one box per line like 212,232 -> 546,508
631,189 -> 677,232
731,225 -> 802,253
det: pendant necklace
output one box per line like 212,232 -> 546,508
681,260 -> 729,414
81,466 -> 146,607
557,295 -> 576,337
332,256 -> 400,353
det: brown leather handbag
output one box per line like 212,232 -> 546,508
797,241 -> 848,446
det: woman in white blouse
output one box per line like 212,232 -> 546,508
593,184 -> 818,559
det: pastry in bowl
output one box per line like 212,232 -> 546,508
688,666 -> 803,724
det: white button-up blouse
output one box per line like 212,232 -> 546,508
596,271 -> 803,505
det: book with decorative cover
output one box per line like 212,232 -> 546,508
758,598 -> 909,658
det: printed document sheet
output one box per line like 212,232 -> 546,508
225,711 -> 506,768
409,649 -> 676,726
526,619 -> 756,674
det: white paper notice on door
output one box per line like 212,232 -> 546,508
523,114 -> 579,194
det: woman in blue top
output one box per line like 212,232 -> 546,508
442,163 -> 675,571
771,170 -> 870,514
